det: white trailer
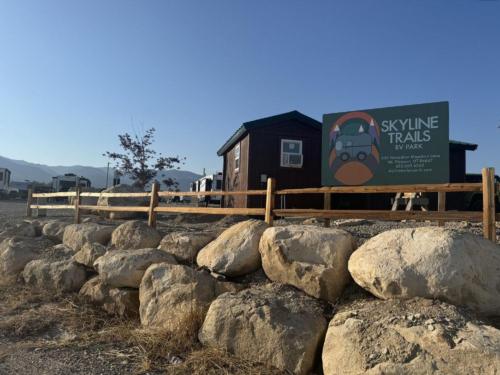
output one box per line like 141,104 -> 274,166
192,173 -> 223,205
0,168 -> 12,193
52,173 -> 91,192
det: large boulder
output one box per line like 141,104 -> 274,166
23,258 -> 87,292
79,277 -> 139,317
73,242 -> 107,268
42,220 -> 69,242
63,223 -> 114,252
322,298 -> 500,375
97,184 -> 148,220
348,228 -> 500,315
139,263 -> 236,329
94,248 -> 177,288
199,284 -> 327,375
196,220 -> 268,276
259,225 -> 355,302
158,231 -> 216,263
111,220 -> 161,250
0,237 -> 54,285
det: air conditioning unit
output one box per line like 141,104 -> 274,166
281,153 -> 303,168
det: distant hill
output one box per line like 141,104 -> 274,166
0,155 -> 202,191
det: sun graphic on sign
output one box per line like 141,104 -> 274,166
328,111 -> 381,185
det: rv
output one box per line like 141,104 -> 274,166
52,173 -> 91,192
0,168 -> 12,192
191,173 -> 223,205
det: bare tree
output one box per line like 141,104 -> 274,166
104,128 -> 183,189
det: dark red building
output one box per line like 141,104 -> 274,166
217,111 -> 322,208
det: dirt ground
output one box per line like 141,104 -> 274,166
0,201 -> 31,220
0,283 -> 283,375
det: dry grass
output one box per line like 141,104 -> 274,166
0,284 -> 284,374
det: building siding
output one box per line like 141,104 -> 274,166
223,134 -> 250,208
247,120 -> 322,209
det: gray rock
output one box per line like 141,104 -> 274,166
63,223 -> 114,252
73,242 -> 107,268
259,225 -> 355,302
0,237 -> 54,285
23,258 -> 87,292
139,263 -> 226,329
348,228 -> 500,315
199,284 -> 327,375
196,220 -> 268,276
111,220 -> 161,250
322,298 -> 500,375
94,248 -> 177,288
79,277 -> 139,317
158,231 -> 216,263
42,220 -> 68,242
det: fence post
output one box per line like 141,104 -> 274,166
265,178 -> 276,226
74,187 -> 81,224
148,182 -> 159,228
26,189 -> 33,218
437,191 -> 446,227
324,192 -> 331,227
482,167 -> 496,241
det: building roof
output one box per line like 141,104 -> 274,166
449,140 -> 478,151
216,110 -> 478,156
217,110 -> 321,156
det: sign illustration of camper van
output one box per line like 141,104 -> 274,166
328,111 -> 381,185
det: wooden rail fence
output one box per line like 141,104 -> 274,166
27,167 -> 498,241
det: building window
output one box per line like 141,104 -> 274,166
0,172 -> 3,181
234,143 -> 240,172
280,139 -> 303,168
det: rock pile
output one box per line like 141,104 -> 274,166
2,215 -> 500,374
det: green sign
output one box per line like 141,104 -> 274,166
322,102 -> 449,186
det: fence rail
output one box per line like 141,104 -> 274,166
275,182 -> 483,195
26,167 -> 498,241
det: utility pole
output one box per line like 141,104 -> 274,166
105,162 -> 110,188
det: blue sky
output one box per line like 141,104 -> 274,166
0,0 -> 498,175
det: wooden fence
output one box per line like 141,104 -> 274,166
27,167 -> 498,241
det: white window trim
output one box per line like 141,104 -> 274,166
234,143 -> 240,172
280,139 -> 303,168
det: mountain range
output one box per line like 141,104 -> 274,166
0,155 -> 201,191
